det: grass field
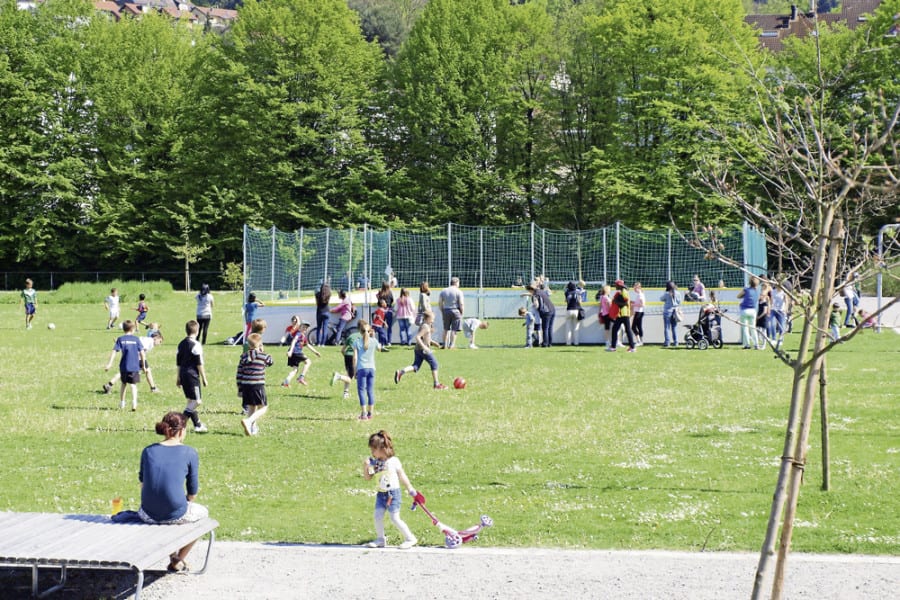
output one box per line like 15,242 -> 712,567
1,286 -> 897,554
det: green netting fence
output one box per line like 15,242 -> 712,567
243,222 -> 765,300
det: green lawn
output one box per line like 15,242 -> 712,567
1,287 -> 897,553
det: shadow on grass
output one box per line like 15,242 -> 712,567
51,403 -> 120,411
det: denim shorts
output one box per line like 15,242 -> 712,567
375,489 -> 403,514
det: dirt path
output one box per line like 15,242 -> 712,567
4,542 -> 898,599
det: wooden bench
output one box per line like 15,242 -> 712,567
0,511 -> 218,599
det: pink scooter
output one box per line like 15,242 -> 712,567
411,498 -> 493,548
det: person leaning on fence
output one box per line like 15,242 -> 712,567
329,289 -> 354,345
596,284 -> 612,348
630,282 -> 646,346
608,280 -> 636,353
314,283 -> 332,346
138,411 -> 209,573
564,281 -> 582,346
534,282 -> 555,347
660,281 -> 682,348
395,288 -> 416,346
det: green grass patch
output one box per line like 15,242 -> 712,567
0,290 -> 897,553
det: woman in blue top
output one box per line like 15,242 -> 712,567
353,320 -> 379,421
659,281 -> 682,348
139,412 -> 209,572
737,277 -> 761,349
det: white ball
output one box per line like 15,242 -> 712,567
47,323 -> 56,330
226,337 -> 235,345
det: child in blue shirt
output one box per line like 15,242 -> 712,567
104,320 -> 146,411
243,293 -> 265,336
518,307 -> 535,348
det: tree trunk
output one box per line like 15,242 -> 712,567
771,217 -> 844,600
751,210 -> 836,599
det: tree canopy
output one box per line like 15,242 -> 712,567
0,0 -> 896,273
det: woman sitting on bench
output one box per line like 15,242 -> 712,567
138,411 -> 209,573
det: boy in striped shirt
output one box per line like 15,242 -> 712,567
239,333 -> 274,436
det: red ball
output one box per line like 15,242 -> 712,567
453,377 -> 466,389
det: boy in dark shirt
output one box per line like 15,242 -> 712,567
177,320 -> 209,433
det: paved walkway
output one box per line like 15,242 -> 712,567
5,542 -> 897,599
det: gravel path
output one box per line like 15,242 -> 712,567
3,542 -> 898,599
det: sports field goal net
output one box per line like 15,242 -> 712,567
243,222 -> 763,302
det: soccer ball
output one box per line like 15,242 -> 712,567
47,323 -> 56,330
226,337 -> 235,346
453,377 -> 466,389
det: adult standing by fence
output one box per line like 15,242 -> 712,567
563,281 -> 582,346
315,283 -> 332,346
737,277 -> 760,349
438,277 -> 464,349
535,282 -> 555,347
195,283 -> 214,345
660,281 -> 682,348
376,282 -> 395,346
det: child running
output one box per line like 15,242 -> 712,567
103,330 -> 163,394
105,288 -> 121,330
394,311 -> 448,390
104,320 -> 146,410
21,278 -> 37,329
353,320 -> 379,420
331,326 -> 363,400
241,318 -> 267,415
176,320 -> 209,433
282,319 -> 321,387
362,430 -> 425,549
135,293 -> 149,326
239,333 -> 274,436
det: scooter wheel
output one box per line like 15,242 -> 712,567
481,515 -> 494,527
445,533 -> 463,548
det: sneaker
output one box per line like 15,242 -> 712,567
240,418 -> 252,436
297,376 -> 308,386
627,348 -> 636,353
26,324 -> 32,330
394,370 -> 403,384
469,344 -> 478,350
398,538 -> 418,549
102,383 -> 112,394
251,423 -> 259,435
331,372 -> 340,387
150,386 -> 160,393
357,414 -> 368,421
281,380 -> 290,388
118,400 -> 125,409
367,412 -> 372,420
433,383 -> 448,390
194,424 -> 208,433
365,540 -> 386,548
241,407 -> 249,416
605,347 -> 617,352
343,390 -> 350,400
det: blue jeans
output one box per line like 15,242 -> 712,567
398,318 -> 411,345
357,368 -> 375,408
663,311 -> 678,346
374,325 -> 389,347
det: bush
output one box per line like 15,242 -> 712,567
222,262 -> 243,291
50,280 -> 175,304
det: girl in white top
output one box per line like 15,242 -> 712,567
362,430 -> 425,549
630,282 -> 646,346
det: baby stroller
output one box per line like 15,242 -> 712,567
684,305 -> 724,350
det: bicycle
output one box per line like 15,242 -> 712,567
310,318 -> 357,347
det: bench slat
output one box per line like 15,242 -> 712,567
0,512 -> 218,571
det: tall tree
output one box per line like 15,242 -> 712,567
0,0 -> 96,268
387,0 -> 522,224
691,8 -> 900,598
189,0 -> 399,233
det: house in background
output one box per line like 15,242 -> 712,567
746,0 -> 886,51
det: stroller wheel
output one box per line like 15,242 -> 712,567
685,338 -> 696,349
712,338 -> 723,349
697,338 -> 709,350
